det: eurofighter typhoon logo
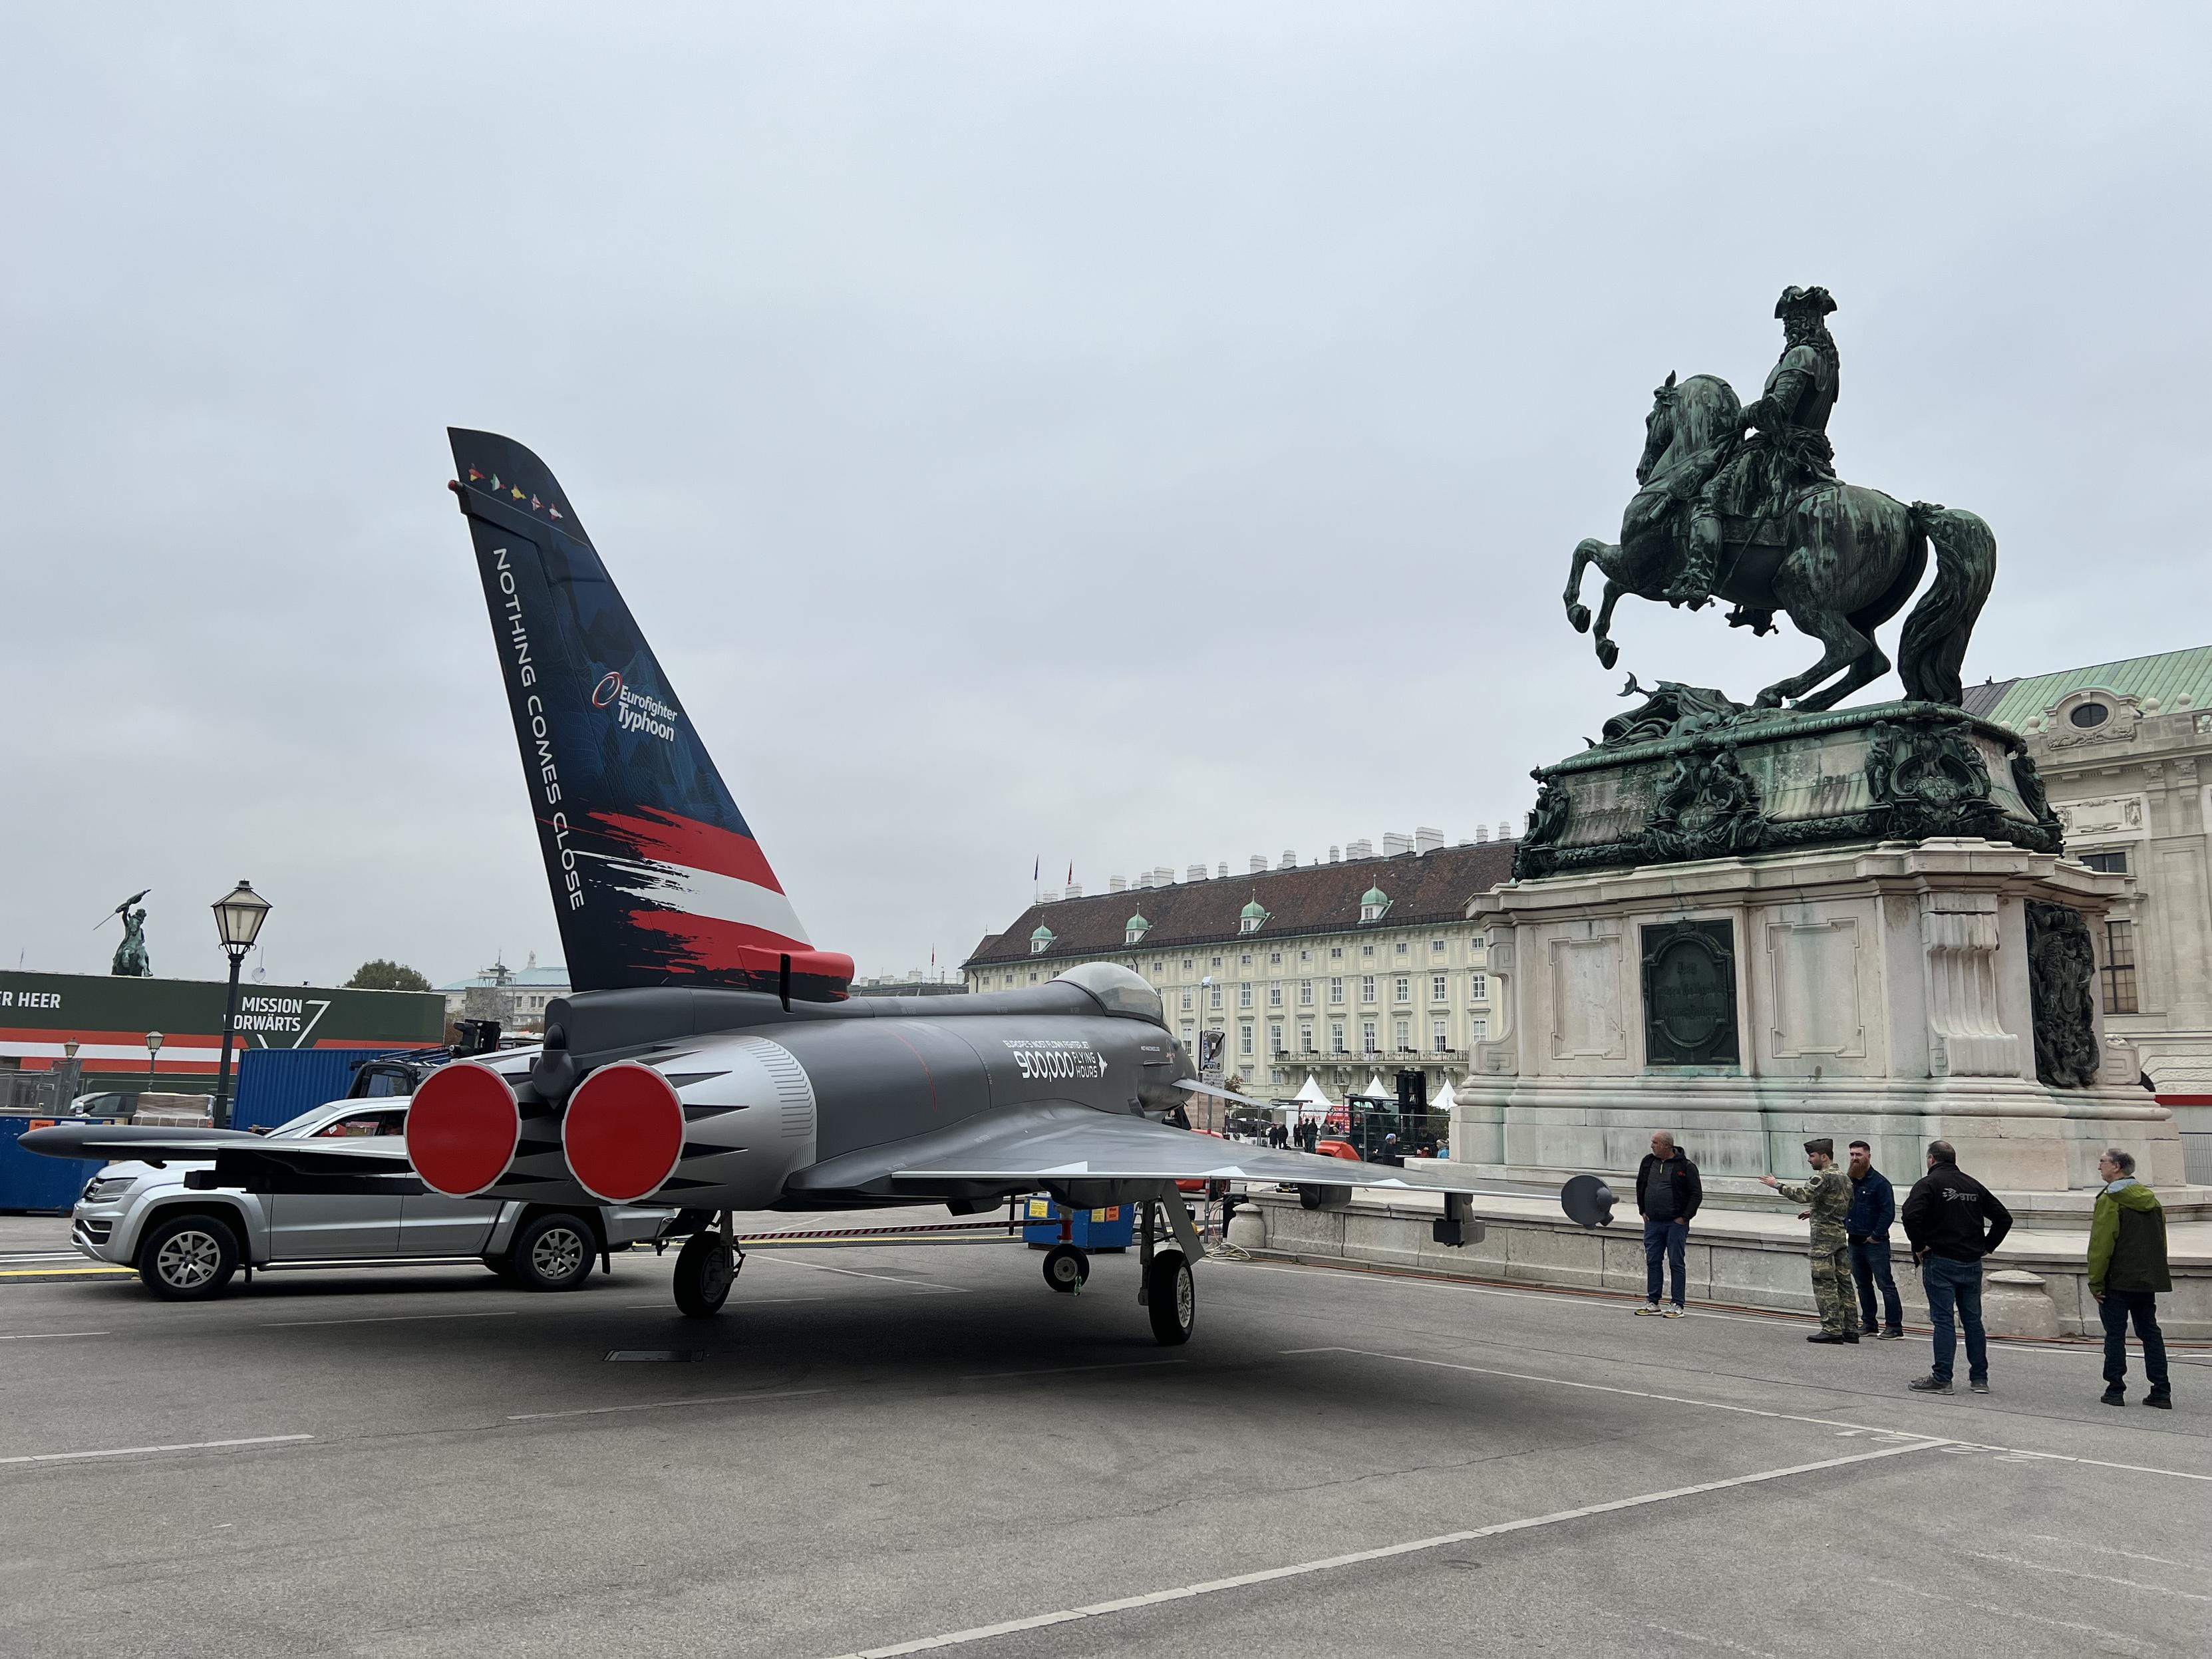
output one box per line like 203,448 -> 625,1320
590,669 -> 680,742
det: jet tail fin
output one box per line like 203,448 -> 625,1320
446,430 -> 852,1000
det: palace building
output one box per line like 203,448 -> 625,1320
963,834 -> 1517,1099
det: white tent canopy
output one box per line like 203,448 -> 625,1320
1430,1078 -> 1458,1115
1293,1074 -> 1331,1107
1362,1072 -> 1390,1101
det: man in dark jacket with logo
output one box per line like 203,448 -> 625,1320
1845,1139 -> 1903,1340
1635,1131 -> 1702,1317
2089,1147 -> 2171,1408
1901,1139 -> 2013,1395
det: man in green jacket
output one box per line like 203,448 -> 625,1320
2088,1147 -> 2171,1409
1762,1137 -> 1856,1344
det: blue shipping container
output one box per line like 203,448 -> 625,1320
1022,1197 -> 1135,1251
1,1113 -> 122,1213
232,1048 -> 411,1133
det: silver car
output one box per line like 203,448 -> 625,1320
71,1098 -> 673,1300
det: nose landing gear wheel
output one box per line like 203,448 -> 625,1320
1146,1247 -> 1194,1345
673,1231 -> 736,1317
1041,1243 -> 1089,1293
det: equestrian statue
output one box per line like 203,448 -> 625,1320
1561,287 -> 1994,712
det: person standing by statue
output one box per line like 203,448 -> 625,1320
1760,1137 -> 1855,1344
2090,1147 -> 2171,1409
1845,1139 -> 1905,1340
1666,285 -> 1841,607
1902,1139 -> 2012,1395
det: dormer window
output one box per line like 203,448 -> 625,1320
1030,925 -> 1054,956
1358,885 -> 1391,923
1238,899 -> 1270,935
1124,913 -> 1150,946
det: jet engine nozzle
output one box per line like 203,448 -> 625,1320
561,1061 -> 685,1203
406,1062 -> 522,1197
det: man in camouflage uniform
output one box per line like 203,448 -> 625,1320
1762,1137 -> 1857,1344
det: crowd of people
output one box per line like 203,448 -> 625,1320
1633,1130 -> 2173,1407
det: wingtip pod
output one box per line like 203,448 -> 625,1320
1560,1173 -> 1616,1229
405,1062 -> 522,1197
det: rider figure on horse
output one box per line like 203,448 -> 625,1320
1666,285 -> 1841,607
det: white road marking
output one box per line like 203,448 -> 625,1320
264,1310 -> 524,1328
0,1331 -> 108,1341
1967,1549 -> 2212,1603
1868,1577 -> 2145,1654
506,1387 -> 826,1422
816,1440 -> 1945,1658
1593,1610 -> 1776,1658
1287,1346 -> 2212,1484
752,1257 -> 966,1291
0,1433 -> 311,1468
2024,1535 -> 2205,1571
962,1359 -> 1187,1380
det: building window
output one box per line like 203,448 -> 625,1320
1299,1021 -> 1314,1052
1362,944 -> 1374,958
1300,950 -> 1312,963
1470,1016 -> 1488,1042
1360,976 -> 1376,1003
1269,951 -> 1282,965
1469,973 -> 1488,1002
1210,955 -> 1222,968
1240,953 -> 1253,966
1361,1021 -> 1378,1054
1239,1024 -> 1254,1056
1180,988 -> 1193,1010
1209,984 -> 1223,1009
2080,850 -> 2129,874
1331,1022 -> 1346,1054
2102,919 -> 2139,1014
1330,946 -> 1343,960
1183,957 -> 1194,970
1239,983 -> 1253,1008
1395,941 -> 1408,956
1126,927 -> 1146,945
1269,1022 -> 1284,1054
1299,980 -> 1314,1005
1329,977 -> 1344,1004
1431,975 -> 1447,1002
1182,1024 -> 1195,1048
1269,984 -> 1283,1006
1432,938 -> 1446,954
1432,1020 -> 1450,1053
1394,1018 -> 1410,1052
1239,915 -> 1261,935
1394,976 -> 1410,1003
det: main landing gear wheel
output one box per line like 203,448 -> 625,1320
674,1231 -> 736,1318
1042,1243 -> 1090,1294
1146,1247 -> 1194,1346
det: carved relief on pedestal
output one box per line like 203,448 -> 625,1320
1919,893 -> 2021,1078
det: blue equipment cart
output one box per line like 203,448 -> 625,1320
1022,1197 -> 1134,1251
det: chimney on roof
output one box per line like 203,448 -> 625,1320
1476,824 -> 1490,843
1279,849 -> 1296,869
1154,865 -> 1174,887
1249,855 -> 1267,875
1187,864 -> 1205,883
1040,889 -> 1059,904
1065,881 -> 1082,898
1137,871 -> 1154,889
1216,861 -> 1227,879
1110,875 -> 1126,893
1346,838 -> 1372,860
1415,826 -> 1443,855
1329,845 -> 1341,863
1383,831 -> 1412,858
1498,820 -> 1511,841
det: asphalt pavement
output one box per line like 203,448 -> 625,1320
2,1211 -> 2207,1658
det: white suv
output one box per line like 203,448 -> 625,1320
72,1098 -> 673,1300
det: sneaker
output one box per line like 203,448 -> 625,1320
1861,1326 -> 1879,1338
2145,1392 -> 2172,1410
1662,1306 -> 1685,1318
1634,1304 -> 1663,1316
2101,1386 -> 2127,1407
1909,1376 -> 1954,1394
1876,1328 -> 1904,1340
1969,1379 -> 1990,1394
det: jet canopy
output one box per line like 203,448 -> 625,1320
1058,962 -> 1164,1024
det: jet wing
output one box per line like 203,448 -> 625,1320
789,1101 -> 1507,1197
19,1123 -> 415,1178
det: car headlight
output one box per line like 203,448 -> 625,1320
80,1175 -> 138,1205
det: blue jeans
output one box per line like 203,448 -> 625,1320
1921,1255 -> 1986,1383
2098,1291 -> 2169,1392
1849,1238 -> 1902,1332
1643,1218 -> 1688,1307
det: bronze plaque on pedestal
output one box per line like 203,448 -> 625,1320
1641,919 -> 1739,1067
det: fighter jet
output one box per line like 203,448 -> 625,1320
27,431 -> 1613,1342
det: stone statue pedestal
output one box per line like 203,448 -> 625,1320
1456,836 -> 2193,1217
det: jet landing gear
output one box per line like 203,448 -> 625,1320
675,1212 -> 742,1317
1137,1195 -> 1195,1346
1041,1244 -> 1089,1293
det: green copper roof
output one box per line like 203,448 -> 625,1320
1360,886 -> 1389,906
1969,645 -> 2212,733
1239,899 -> 1268,919
1125,913 -> 1150,930
1030,924 -> 1056,941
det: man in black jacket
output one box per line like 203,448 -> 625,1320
1635,1131 -> 1702,1316
1901,1139 -> 2013,1396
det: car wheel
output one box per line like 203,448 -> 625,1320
138,1213 -> 240,1301
673,1231 -> 735,1318
1146,1248 -> 1195,1346
510,1212 -> 595,1292
1041,1243 -> 1088,1293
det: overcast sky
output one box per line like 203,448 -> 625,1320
5,5 -> 2207,991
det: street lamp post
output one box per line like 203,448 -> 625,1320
144,1031 -> 163,1101
210,879 -> 271,1130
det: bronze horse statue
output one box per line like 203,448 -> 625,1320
1561,372 -> 1994,710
